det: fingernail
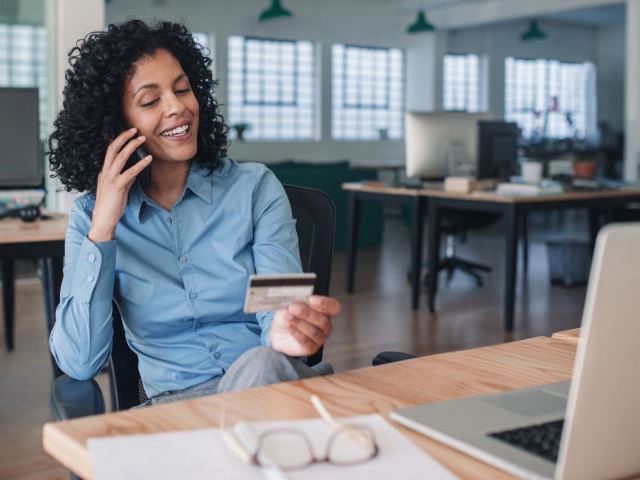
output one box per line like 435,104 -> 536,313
309,296 -> 322,306
137,135 -> 145,141
290,304 -> 305,315
130,127 -> 137,132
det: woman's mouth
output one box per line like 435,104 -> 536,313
160,122 -> 191,140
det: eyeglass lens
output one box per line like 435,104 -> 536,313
255,426 -> 377,470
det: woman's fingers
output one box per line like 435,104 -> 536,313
286,311 -> 327,346
285,314 -> 322,351
111,135 -> 147,177
121,154 -> 152,183
308,296 -> 342,316
287,303 -> 332,336
103,128 -> 138,169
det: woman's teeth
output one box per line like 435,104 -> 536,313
161,124 -> 189,137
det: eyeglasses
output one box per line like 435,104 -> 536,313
220,394 -> 379,471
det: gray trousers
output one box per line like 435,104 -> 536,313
139,346 -> 333,407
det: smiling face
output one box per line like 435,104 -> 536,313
122,49 -> 199,165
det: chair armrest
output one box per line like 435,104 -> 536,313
50,375 -> 106,421
372,351 -> 417,366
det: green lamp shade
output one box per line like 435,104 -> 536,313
521,20 -> 547,41
407,10 -> 435,34
259,0 -> 293,22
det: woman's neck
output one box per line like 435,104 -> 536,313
143,160 -> 191,211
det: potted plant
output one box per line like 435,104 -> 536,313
231,122 -> 251,142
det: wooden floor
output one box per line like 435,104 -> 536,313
0,217 -> 585,479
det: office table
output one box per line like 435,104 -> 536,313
343,183 -> 640,330
343,182 -> 426,310
551,328 -> 581,345
43,336 -> 576,479
0,214 -> 67,374
425,188 -> 640,331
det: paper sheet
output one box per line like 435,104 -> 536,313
88,414 -> 458,480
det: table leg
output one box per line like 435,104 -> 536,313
42,256 -> 64,377
427,200 -> 441,313
588,207 -> 600,250
410,197 -> 425,310
504,205 -> 519,332
521,211 -> 529,271
346,192 -> 361,294
2,260 -> 15,351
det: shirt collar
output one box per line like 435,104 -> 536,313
129,162 -> 214,223
184,162 -> 213,205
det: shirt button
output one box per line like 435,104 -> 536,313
167,217 -> 172,223
87,254 -> 96,263
179,255 -> 187,263
87,275 -> 94,283
189,291 -> 198,300
214,352 -> 222,360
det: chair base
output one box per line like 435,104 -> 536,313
436,256 -> 492,286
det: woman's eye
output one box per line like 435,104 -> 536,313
176,88 -> 191,95
140,99 -> 159,108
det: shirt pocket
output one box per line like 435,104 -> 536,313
116,271 -> 154,305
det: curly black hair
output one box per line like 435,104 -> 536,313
48,20 -> 228,193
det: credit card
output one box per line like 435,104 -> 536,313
243,273 -> 316,313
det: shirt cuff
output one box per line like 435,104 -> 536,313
257,311 -> 274,347
71,237 -> 116,302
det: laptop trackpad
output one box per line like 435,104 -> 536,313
481,390 -> 567,417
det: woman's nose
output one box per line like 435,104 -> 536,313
165,92 -> 186,117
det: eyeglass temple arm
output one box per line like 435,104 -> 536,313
220,408 -> 254,464
310,395 -> 374,449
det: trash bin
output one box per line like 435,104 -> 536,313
546,237 -> 592,286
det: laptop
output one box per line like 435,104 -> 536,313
391,223 -> 640,480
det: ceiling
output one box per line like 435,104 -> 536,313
358,0 -> 625,26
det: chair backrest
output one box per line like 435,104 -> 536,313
108,184 -> 336,410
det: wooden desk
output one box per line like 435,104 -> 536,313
342,182 -> 640,330
425,187 -> 640,331
43,336 -> 576,479
551,328 -> 581,345
0,214 -> 67,374
342,182 -> 426,309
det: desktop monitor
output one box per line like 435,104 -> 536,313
405,111 -> 491,179
0,88 -> 42,188
476,121 -> 519,179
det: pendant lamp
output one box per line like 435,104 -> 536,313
407,10 -> 435,34
259,0 -> 293,22
521,20 -> 547,41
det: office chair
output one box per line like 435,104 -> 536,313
431,211 -> 499,287
50,184 -> 336,420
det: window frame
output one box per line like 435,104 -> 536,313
227,35 -> 316,142
331,43 -> 404,142
504,56 -> 596,141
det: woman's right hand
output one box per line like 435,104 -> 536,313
88,128 -> 152,243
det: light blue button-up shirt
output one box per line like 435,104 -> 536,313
49,159 -> 302,397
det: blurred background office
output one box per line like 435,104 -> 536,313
0,0 -> 637,478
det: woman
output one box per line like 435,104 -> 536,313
48,20 -> 341,405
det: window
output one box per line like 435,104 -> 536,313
504,57 -> 596,140
332,44 -> 403,141
443,53 -> 485,112
0,24 -> 47,138
227,36 -> 315,141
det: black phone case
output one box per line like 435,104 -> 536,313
124,146 -> 152,187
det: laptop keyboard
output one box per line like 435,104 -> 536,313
488,419 -> 564,463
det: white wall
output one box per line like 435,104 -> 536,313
596,24 -> 626,132
105,0 -> 434,166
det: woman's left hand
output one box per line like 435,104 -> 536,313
269,295 -> 341,357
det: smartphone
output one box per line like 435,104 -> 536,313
123,145 -> 152,188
